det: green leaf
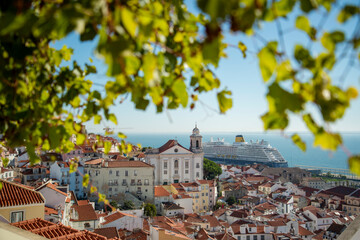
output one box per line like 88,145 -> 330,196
258,41 -> 278,82
121,7 -> 137,38
295,15 -> 316,39
300,0 -> 317,13
94,115 -> 102,124
303,114 -> 319,134
118,132 -> 127,139
338,5 -> 359,23
98,193 -> 106,203
217,90 -> 232,114
267,82 -> 304,113
294,45 -> 315,69
202,37 -> 221,67
69,161 -> 78,173
321,31 -> 345,52
108,113 -> 117,125
261,111 -> 289,130
2,158 -> 9,168
82,174 -> 90,187
142,54 -> 157,84
314,131 -> 342,151
172,80 -> 188,108
238,41 -> 247,58
291,134 -> 306,151
90,186 -> 97,193
276,60 -> 294,81
77,134 -> 86,145
349,155 -> 360,176
104,141 -> 112,154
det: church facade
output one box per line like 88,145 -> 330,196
145,126 -> 204,185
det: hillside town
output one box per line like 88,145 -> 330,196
0,126 -> 359,239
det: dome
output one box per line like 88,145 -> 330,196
192,124 -> 200,135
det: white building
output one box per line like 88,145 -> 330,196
145,126 -> 204,185
100,211 -> 143,231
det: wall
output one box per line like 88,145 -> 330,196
0,204 -> 44,223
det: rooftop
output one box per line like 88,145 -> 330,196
0,179 -> 44,207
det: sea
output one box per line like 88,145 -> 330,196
122,132 -> 360,170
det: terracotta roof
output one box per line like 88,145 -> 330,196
104,160 -> 154,168
298,226 -> 314,236
71,204 -> 98,222
155,186 -> 171,197
102,211 -> 136,225
84,158 -> 103,165
45,206 -> 58,215
36,182 -> 68,197
158,140 -> 189,153
201,215 -> 221,228
0,180 -> 44,207
124,229 -> 148,240
12,218 -> 107,239
93,227 -> 119,239
196,228 -> 214,240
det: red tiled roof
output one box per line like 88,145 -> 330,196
298,226 -> 314,236
155,186 -> 170,197
45,206 -> 58,215
93,227 -> 119,239
36,182 -> 67,197
104,160 -> 154,168
158,140 -> 189,153
12,218 -> 107,240
0,180 -> 44,207
70,204 -> 98,222
102,211 -> 136,225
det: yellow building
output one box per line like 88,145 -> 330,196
0,180 -> 45,223
170,182 -> 209,213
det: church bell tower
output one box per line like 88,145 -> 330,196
190,124 -> 202,153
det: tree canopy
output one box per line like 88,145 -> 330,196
0,0 -> 360,180
144,203 -> 157,217
203,158 -> 222,180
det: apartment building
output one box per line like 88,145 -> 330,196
84,159 -> 154,202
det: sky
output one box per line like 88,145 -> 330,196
53,1 -> 360,134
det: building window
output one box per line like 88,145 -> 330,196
109,170 -> 112,175
185,170 -> 189,174
84,223 -> 91,228
122,179 -> 127,185
109,187 -> 112,192
164,170 -> 167,175
11,211 -> 24,223
261,235 -> 265,240
254,236 -> 258,240
175,170 -> 178,174
145,179 -> 149,185
134,170 -> 137,176
174,160 -> 179,168
196,163 -> 200,168
164,162 -> 167,169
125,170 -> 128,176
131,179 -> 135,185
116,171 -> 119,176
196,172 -> 199,178
185,161 -> 189,168
137,187 -> 141,193
163,182 -> 168,185
246,236 -> 250,240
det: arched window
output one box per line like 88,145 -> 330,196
196,140 -> 199,148
174,160 -> 179,168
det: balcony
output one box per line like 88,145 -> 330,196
130,182 -> 136,186
122,182 -> 128,186
144,182 -> 149,186
137,182 -> 142,186
136,191 -> 142,194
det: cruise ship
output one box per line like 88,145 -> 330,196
203,135 -> 288,168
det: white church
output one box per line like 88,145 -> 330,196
145,125 -> 204,185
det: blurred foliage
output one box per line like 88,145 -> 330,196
0,0 -> 359,183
